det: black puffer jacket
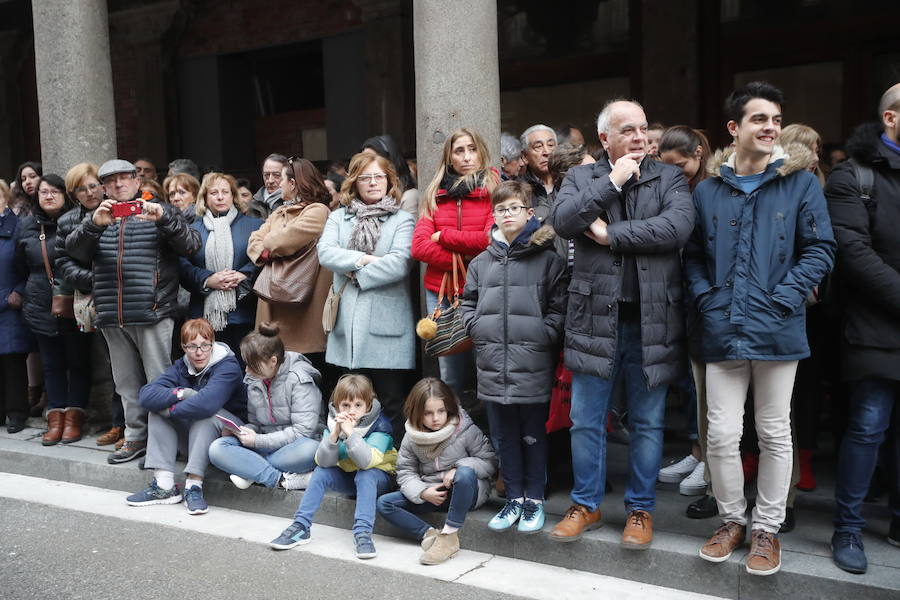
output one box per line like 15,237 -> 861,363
460,220 -> 568,404
15,209 -> 75,337
825,123 -> 900,381
551,155 -> 694,387
66,198 -> 200,328
55,204 -> 94,293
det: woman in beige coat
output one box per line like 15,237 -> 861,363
248,158 -> 334,391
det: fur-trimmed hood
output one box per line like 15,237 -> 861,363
708,143 -> 816,179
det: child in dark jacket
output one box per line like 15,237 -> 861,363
270,374 -> 397,559
377,377 -> 497,565
127,318 -> 246,515
460,180 -> 568,535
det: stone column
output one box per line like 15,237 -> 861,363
413,0 -> 501,186
32,0 -> 117,174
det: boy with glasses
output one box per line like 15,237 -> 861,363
460,180 -> 568,534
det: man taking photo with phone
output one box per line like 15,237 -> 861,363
66,159 -> 200,464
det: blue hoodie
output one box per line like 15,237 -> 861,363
139,341 -> 247,422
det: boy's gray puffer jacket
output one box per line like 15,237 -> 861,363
460,221 -> 568,404
242,351 -> 322,451
396,408 -> 497,508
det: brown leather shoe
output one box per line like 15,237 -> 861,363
61,408 -> 84,444
746,529 -> 781,576
622,510 -> 653,549
700,521 -> 746,562
549,504 -> 601,542
42,409 -> 65,446
115,436 -> 126,451
97,426 -> 125,446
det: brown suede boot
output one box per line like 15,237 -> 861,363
42,409 -> 65,446
61,408 -> 84,444
96,426 -> 125,446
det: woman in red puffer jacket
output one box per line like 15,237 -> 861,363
412,128 -> 498,401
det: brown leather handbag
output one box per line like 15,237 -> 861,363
39,225 -> 75,319
253,241 -> 321,305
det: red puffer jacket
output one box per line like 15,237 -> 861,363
412,186 -> 493,294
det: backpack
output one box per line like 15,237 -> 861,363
818,159 -> 875,311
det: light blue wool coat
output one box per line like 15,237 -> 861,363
317,207 -> 416,370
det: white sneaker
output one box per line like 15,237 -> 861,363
658,454 -> 700,483
679,460 -> 707,496
281,472 -> 312,490
230,474 -> 253,490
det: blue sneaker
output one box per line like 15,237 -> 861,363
355,531 -> 377,559
488,499 -> 523,531
184,485 -> 208,515
126,480 -> 182,507
270,521 -> 311,550
517,499 -> 545,534
831,530 -> 867,574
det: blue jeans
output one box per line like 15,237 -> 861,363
569,310 -> 667,513
492,403 -> 548,500
834,378 -> 900,531
208,434 -> 319,488
376,466 -> 478,539
35,332 -> 92,410
294,466 -> 392,534
425,289 -> 476,401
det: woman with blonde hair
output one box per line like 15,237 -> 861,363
411,128 -> 499,401
779,124 -> 826,186
179,173 -> 263,364
317,151 -> 416,441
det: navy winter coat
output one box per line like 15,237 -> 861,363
66,198 -> 200,328
551,155 -> 694,387
139,341 -> 247,423
460,220 -> 568,404
684,146 -> 836,362
0,209 -> 33,354
179,212 -> 263,326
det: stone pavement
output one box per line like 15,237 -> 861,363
1,419 -> 897,599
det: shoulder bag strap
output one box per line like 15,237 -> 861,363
38,225 -> 54,285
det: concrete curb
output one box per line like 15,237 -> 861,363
2,433 -> 897,599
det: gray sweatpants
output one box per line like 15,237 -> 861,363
101,319 -> 174,442
144,410 -> 236,477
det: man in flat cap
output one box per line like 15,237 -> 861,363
67,159 -> 201,464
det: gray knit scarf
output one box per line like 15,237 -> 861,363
346,196 -> 399,254
202,206 -> 238,331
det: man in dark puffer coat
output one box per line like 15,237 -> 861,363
67,159 -> 200,464
550,100 -> 694,548
827,83 -> 900,574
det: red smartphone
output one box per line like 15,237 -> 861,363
111,200 -> 142,218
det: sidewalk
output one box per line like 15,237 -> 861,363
1,421 -> 897,600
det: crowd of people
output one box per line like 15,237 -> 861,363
0,79 -> 898,577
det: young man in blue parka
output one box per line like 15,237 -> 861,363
684,82 -> 835,576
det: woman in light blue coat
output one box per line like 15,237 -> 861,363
317,152 -> 416,442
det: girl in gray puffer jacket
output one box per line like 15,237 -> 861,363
208,323 -> 323,490
377,378 -> 497,566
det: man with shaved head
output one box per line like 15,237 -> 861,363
827,82 -> 900,574
550,99 -> 694,548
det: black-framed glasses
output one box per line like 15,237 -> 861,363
183,342 -> 213,353
493,205 -> 528,216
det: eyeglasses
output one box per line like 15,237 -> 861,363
358,174 -> 387,184
182,342 -> 213,353
493,205 -> 528,216
38,189 -> 62,197
74,183 -> 100,194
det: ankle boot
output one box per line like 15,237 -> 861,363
797,449 -> 816,491
42,409 -> 65,446
61,408 -> 84,444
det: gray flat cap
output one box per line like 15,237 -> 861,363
98,159 -> 137,180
